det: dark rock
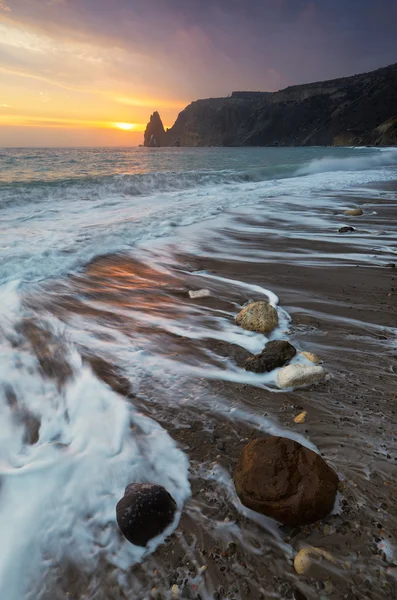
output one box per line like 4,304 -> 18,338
234,437 -> 339,525
116,483 -> 177,546
143,112 -> 166,147
338,226 -> 356,233
245,340 -> 296,373
293,590 -> 308,600
142,63 -> 397,147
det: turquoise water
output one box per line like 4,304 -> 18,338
1,145 -> 397,184
1,146 -> 397,285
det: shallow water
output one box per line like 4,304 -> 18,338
1,146 -> 397,599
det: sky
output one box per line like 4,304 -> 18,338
0,0 -> 396,147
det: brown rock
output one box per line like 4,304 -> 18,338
344,208 -> 363,216
245,340 -> 296,373
116,483 -> 177,546
236,301 -> 278,334
234,437 -> 338,525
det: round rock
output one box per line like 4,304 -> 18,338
245,340 -> 296,373
234,437 -> 339,525
116,483 -> 177,547
236,301 -> 278,334
277,364 -> 325,389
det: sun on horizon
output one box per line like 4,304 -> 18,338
113,122 -> 137,131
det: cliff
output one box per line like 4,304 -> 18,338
143,63 -> 397,147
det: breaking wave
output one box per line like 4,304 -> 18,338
297,148 -> 397,176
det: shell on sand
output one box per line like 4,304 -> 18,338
294,547 -> 335,576
300,351 -> 321,364
189,289 -> 210,299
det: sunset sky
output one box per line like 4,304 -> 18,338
0,0 -> 396,147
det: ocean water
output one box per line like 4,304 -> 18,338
1,145 -> 397,599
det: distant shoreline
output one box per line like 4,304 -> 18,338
143,62 -> 397,148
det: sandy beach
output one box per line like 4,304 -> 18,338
11,180 -> 395,600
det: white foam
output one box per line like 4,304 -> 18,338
1,148 -> 396,286
0,283 -> 190,599
297,148 -> 397,176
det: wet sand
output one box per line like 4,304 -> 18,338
19,183 -> 397,599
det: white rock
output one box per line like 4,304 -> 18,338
189,289 -> 210,299
277,364 -> 326,389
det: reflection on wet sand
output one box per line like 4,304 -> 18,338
10,185 -> 397,599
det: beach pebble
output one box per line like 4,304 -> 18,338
234,437 -> 339,525
277,364 -> 326,389
338,226 -> 355,233
245,340 -> 296,373
344,208 -> 363,216
116,483 -> 176,547
300,351 -> 321,364
236,301 -> 278,334
294,411 -> 307,424
189,289 -> 210,299
294,547 -> 335,577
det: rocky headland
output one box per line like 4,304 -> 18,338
144,63 -> 397,147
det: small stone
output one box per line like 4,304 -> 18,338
245,340 -> 296,373
344,208 -> 363,216
294,547 -> 335,577
116,483 -> 177,547
277,364 -> 326,389
323,524 -> 332,535
189,289 -> 211,299
338,226 -> 355,233
236,301 -> 278,334
234,437 -> 339,525
171,585 -> 179,598
300,351 -> 321,364
294,411 -> 307,424
293,590 -> 308,600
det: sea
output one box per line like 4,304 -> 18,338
1,146 -> 397,599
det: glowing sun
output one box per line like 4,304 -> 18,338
113,122 -> 136,131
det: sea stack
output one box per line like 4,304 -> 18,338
143,112 -> 166,147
